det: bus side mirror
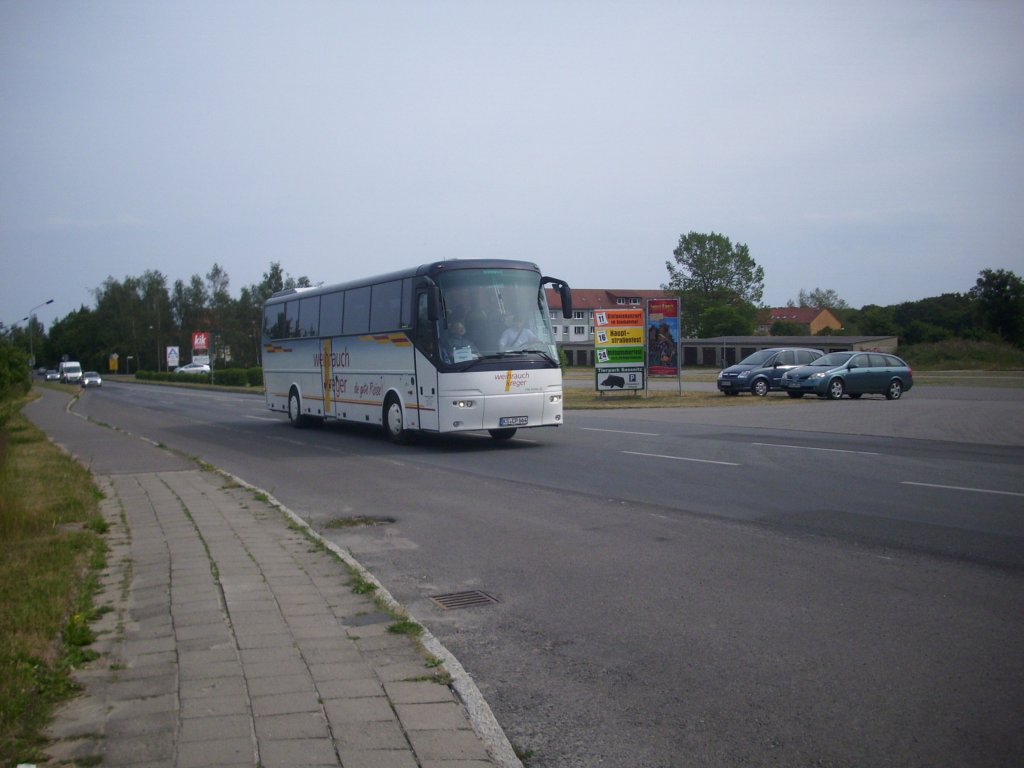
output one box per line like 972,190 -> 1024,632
543,276 -> 572,319
421,278 -> 441,323
427,286 -> 440,323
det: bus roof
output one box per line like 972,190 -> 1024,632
266,259 -> 543,303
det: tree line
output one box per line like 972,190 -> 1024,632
2,262 -> 310,374
665,231 -> 1024,347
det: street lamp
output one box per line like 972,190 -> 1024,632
25,299 -> 54,368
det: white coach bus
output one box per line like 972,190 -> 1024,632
261,259 -> 572,442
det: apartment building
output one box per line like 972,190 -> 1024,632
545,288 -> 674,366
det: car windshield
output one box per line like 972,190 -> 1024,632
737,349 -> 778,366
812,352 -> 856,366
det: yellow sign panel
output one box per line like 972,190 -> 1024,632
594,327 -> 644,346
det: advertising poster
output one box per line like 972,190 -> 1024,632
646,298 -> 680,377
191,331 -> 210,365
594,309 -> 646,391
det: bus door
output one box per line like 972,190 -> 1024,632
414,290 -> 440,432
321,337 -> 335,418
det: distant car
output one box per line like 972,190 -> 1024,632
44,369 -> 60,381
81,371 -> 103,388
175,363 -> 211,375
781,351 -> 913,400
717,347 -> 824,396
59,361 -> 83,384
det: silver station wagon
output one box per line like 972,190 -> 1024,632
780,351 -> 914,400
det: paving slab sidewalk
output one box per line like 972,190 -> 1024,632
25,389 -> 515,768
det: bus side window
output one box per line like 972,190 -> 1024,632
343,286 -> 370,334
370,281 -> 402,332
263,306 -> 282,340
299,296 -> 320,337
285,300 -> 300,338
319,291 -> 343,337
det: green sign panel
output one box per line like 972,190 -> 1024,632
596,346 -> 644,364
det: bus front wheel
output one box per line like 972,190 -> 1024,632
383,394 -> 410,444
288,388 -> 309,429
488,428 -> 517,440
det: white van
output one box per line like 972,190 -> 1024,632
58,361 -> 83,384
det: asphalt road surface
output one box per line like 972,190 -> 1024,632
70,381 -> 1024,768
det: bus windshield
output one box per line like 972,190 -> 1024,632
435,267 -> 557,364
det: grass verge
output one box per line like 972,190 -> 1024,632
0,394 -> 107,766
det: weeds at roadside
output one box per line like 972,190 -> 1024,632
387,618 -> 424,637
0,401 -> 107,766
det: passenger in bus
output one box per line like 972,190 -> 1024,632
499,314 -> 539,351
441,322 -> 479,363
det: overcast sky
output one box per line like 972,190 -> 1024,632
2,0 -> 1022,332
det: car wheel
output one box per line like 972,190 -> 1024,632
288,388 -> 308,428
383,394 -> 410,444
751,379 -> 769,397
827,378 -> 845,400
488,428 -> 517,440
886,379 -> 903,400
787,391 -> 804,399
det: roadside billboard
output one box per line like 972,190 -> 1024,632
647,298 -> 680,377
594,309 -> 645,391
191,332 -> 210,365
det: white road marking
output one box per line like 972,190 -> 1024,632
752,442 -> 880,456
622,451 -> 740,466
583,427 -> 660,436
245,415 -> 279,422
901,481 -> 1024,498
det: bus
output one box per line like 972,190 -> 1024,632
261,259 -> 572,442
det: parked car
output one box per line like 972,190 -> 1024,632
780,351 -> 913,400
717,347 -> 824,396
44,369 -> 60,381
175,363 -> 211,375
81,371 -> 103,388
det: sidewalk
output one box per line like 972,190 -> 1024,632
26,389 -> 515,768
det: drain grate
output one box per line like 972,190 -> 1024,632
429,590 -> 499,610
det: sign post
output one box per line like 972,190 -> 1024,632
594,309 -> 646,394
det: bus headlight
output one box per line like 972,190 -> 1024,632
453,399 -> 475,408
549,394 -> 562,403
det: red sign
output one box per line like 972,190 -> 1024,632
192,332 -> 209,351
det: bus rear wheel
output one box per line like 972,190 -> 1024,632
488,428 -> 517,440
383,394 -> 410,444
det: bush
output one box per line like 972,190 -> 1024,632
901,339 -> 1024,370
0,346 -> 30,424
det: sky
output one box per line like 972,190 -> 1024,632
2,0 -> 1023,334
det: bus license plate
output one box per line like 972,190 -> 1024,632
500,416 -> 529,427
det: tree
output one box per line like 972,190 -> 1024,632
969,269 -> 1024,347
792,287 -> 848,310
701,305 -> 757,337
665,231 -> 764,337
770,320 -> 804,336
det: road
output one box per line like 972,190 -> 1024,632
72,381 -> 1024,767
